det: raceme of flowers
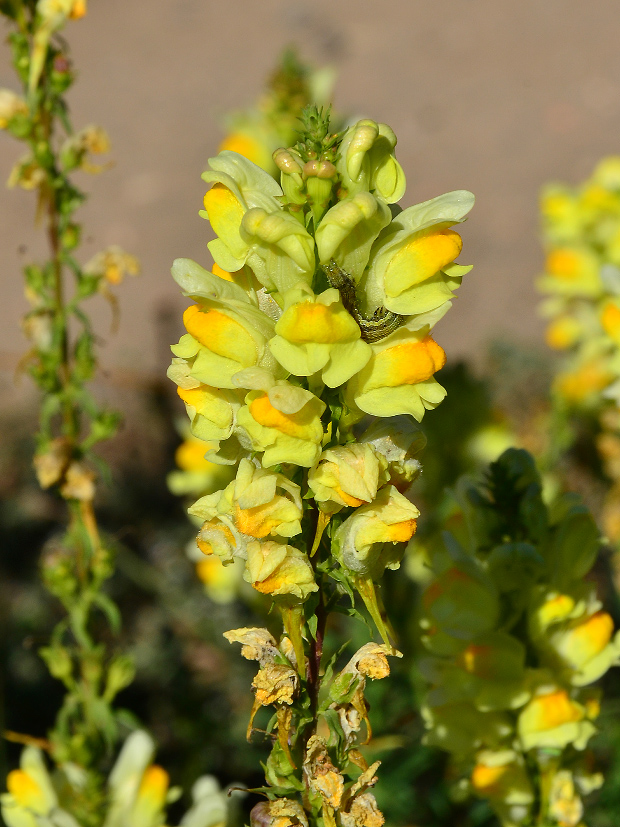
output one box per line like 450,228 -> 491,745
167,107 -> 474,826
538,156 -> 620,544
419,448 -> 619,827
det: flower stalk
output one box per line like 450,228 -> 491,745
1,0 -> 139,810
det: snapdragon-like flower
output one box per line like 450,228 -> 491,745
345,327 -> 447,421
361,190 -> 473,317
269,285 -> 371,386
1,746 -> 78,827
308,443 -> 388,513
237,382 -> 325,468
189,458 -> 303,562
332,485 -> 419,579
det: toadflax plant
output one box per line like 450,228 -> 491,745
168,105 -> 474,826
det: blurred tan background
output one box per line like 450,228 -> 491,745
2,0 -> 620,404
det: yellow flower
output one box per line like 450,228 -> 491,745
346,329 -> 446,421
237,383 -> 325,468
548,770 -> 584,827
545,316 -> 582,350
554,359 -> 612,404
245,540 -> 318,603
471,750 -> 533,805
85,246 -> 140,285
174,297 -> 277,390
601,300 -> 620,345
546,611 -> 620,686
362,190 -> 474,317
0,89 -> 28,129
1,747 -> 62,827
219,131 -> 274,172
174,383 -> 241,444
269,285 -> 372,386
333,485 -> 419,579
308,443 -> 388,513
189,458 -> 303,552
538,247 -> 602,297
129,765 -> 169,827
517,688 -> 594,751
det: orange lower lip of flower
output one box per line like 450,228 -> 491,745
183,304 -> 257,362
372,337 -> 446,388
526,690 -> 583,731
568,611 -> 614,659
138,765 -> 169,804
249,394 -> 311,439
203,183 -> 245,240
278,302 -> 355,344
235,503 -> 280,538
197,523 -> 235,556
385,228 -> 463,294
384,519 -> 417,542
546,249 -> 582,279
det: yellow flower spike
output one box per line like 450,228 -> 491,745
346,329 -> 447,421
601,300 -> 620,345
237,384 -> 325,468
270,286 -> 372,387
